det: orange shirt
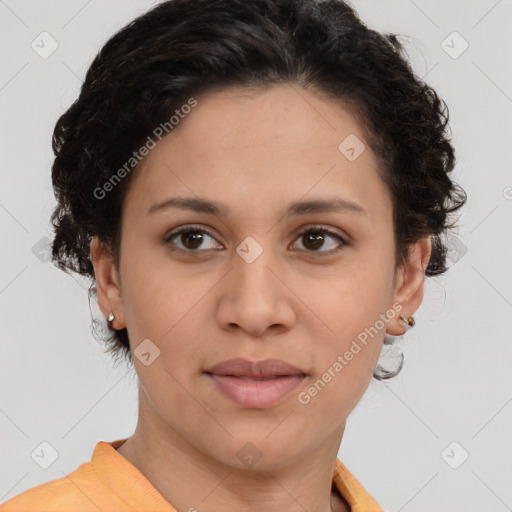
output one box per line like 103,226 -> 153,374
0,438 -> 385,511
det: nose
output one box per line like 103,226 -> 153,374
215,240 -> 297,338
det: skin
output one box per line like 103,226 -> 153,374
90,83 -> 431,512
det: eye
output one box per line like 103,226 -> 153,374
164,224 -> 222,253
163,224 -> 348,254
291,226 -> 347,254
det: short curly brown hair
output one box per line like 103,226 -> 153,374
49,0 -> 467,379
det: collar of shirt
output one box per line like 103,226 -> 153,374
0,438 -> 386,512
96,438 -> 385,512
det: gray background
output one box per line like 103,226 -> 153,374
1,0 -> 511,510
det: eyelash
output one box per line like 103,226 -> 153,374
163,223 -> 348,255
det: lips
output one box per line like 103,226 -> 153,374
205,358 -> 306,408
205,357 -> 306,378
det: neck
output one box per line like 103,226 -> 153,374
116,394 -> 351,512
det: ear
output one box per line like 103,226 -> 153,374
386,236 -> 432,336
90,236 -> 126,330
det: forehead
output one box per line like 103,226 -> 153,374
174,83 -> 366,151
123,83 -> 391,228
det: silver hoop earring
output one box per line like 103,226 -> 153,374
107,312 -> 115,330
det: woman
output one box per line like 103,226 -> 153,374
0,0 -> 466,510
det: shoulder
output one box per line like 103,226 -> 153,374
0,458 -> 106,512
1,439 -> 137,511
0,472 -> 96,511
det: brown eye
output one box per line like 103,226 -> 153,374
178,230 -> 206,250
292,227 -> 347,253
164,225 -> 221,252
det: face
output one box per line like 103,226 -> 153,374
92,83 -> 430,470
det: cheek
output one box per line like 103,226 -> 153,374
120,248 -> 216,368
296,263 -> 390,408
298,255 -> 391,336
301,330 -> 382,420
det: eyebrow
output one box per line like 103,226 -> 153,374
147,196 -> 367,218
